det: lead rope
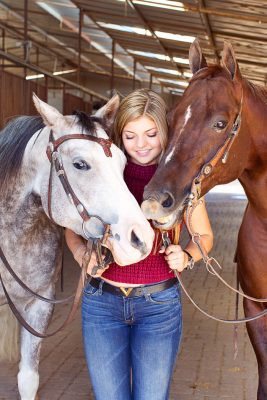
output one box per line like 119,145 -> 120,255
0,239 -> 94,338
161,203 -> 267,325
234,273 -> 239,359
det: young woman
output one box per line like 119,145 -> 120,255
65,89 -> 213,400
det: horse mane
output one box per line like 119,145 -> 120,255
246,80 -> 267,106
0,116 -> 45,193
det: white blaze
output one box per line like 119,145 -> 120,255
165,147 -> 175,164
164,105 -> 192,165
183,105 -> 192,128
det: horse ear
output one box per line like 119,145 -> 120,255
32,93 -> 63,127
189,39 -> 207,75
222,41 -> 241,81
94,94 -> 120,128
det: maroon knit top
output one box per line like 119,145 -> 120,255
103,161 -> 176,284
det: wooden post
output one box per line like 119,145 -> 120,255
78,8 -> 83,84
133,59 -> 136,90
110,40 -> 115,97
149,74 -> 153,89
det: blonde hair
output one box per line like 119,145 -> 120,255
112,89 -> 168,155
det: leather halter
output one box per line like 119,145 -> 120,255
46,129 -> 112,240
189,89 -> 243,204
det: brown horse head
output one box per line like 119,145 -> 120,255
142,40 -> 251,229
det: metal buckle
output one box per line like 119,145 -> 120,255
161,231 -> 171,249
119,287 -> 133,297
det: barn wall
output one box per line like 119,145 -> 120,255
0,70 -> 47,128
63,92 -> 92,115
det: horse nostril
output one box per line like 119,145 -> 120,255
130,229 -> 148,256
161,192 -> 174,209
131,230 -> 143,249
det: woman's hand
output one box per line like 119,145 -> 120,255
159,244 -> 188,272
74,244 -> 109,278
85,251 -> 110,278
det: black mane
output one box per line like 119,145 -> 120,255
0,116 -> 45,192
0,110 -> 108,194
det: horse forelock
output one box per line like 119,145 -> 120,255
0,116 -> 45,194
189,65 -> 230,84
72,110 -> 109,137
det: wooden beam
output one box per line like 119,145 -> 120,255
182,2 -> 267,24
110,39 -> 115,96
125,0 -> 186,78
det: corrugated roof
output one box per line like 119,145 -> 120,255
1,0 -> 267,99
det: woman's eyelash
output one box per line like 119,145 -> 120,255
124,132 -> 157,139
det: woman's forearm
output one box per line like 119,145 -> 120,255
65,228 -> 86,266
184,233 -> 213,263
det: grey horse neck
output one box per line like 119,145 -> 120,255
0,124 -> 62,305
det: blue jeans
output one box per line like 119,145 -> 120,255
82,280 -> 182,400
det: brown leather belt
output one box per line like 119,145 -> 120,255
89,277 -> 177,298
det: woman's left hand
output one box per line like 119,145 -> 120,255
159,244 -> 187,272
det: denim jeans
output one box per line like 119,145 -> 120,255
82,280 -> 182,400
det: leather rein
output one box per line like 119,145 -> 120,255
175,89 -> 267,323
0,128 -> 113,337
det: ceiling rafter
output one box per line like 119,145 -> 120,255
125,0 -> 186,78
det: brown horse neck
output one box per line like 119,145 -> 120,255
233,81 -> 267,217
243,80 -> 267,155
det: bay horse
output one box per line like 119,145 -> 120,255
142,40 -> 267,399
0,94 -> 154,400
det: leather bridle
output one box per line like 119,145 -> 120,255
46,129 -> 112,242
0,128 -> 115,337
188,89 -> 243,204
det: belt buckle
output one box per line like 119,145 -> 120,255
119,287 -> 133,297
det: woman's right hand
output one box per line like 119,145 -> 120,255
84,250 -> 109,278
73,244 -> 109,278
65,229 -> 109,278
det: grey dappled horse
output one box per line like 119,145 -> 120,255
0,94 -> 154,400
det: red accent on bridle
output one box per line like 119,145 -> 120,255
46,133 -> 112,161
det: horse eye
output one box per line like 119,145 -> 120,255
73,160 -> 91,171
213,120 -> 227,132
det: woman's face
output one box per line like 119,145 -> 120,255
122,115 -> 162,166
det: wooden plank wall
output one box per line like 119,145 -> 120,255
0,71 -> 93,129
63,92 -> 92,115
0,70 -> 47,128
